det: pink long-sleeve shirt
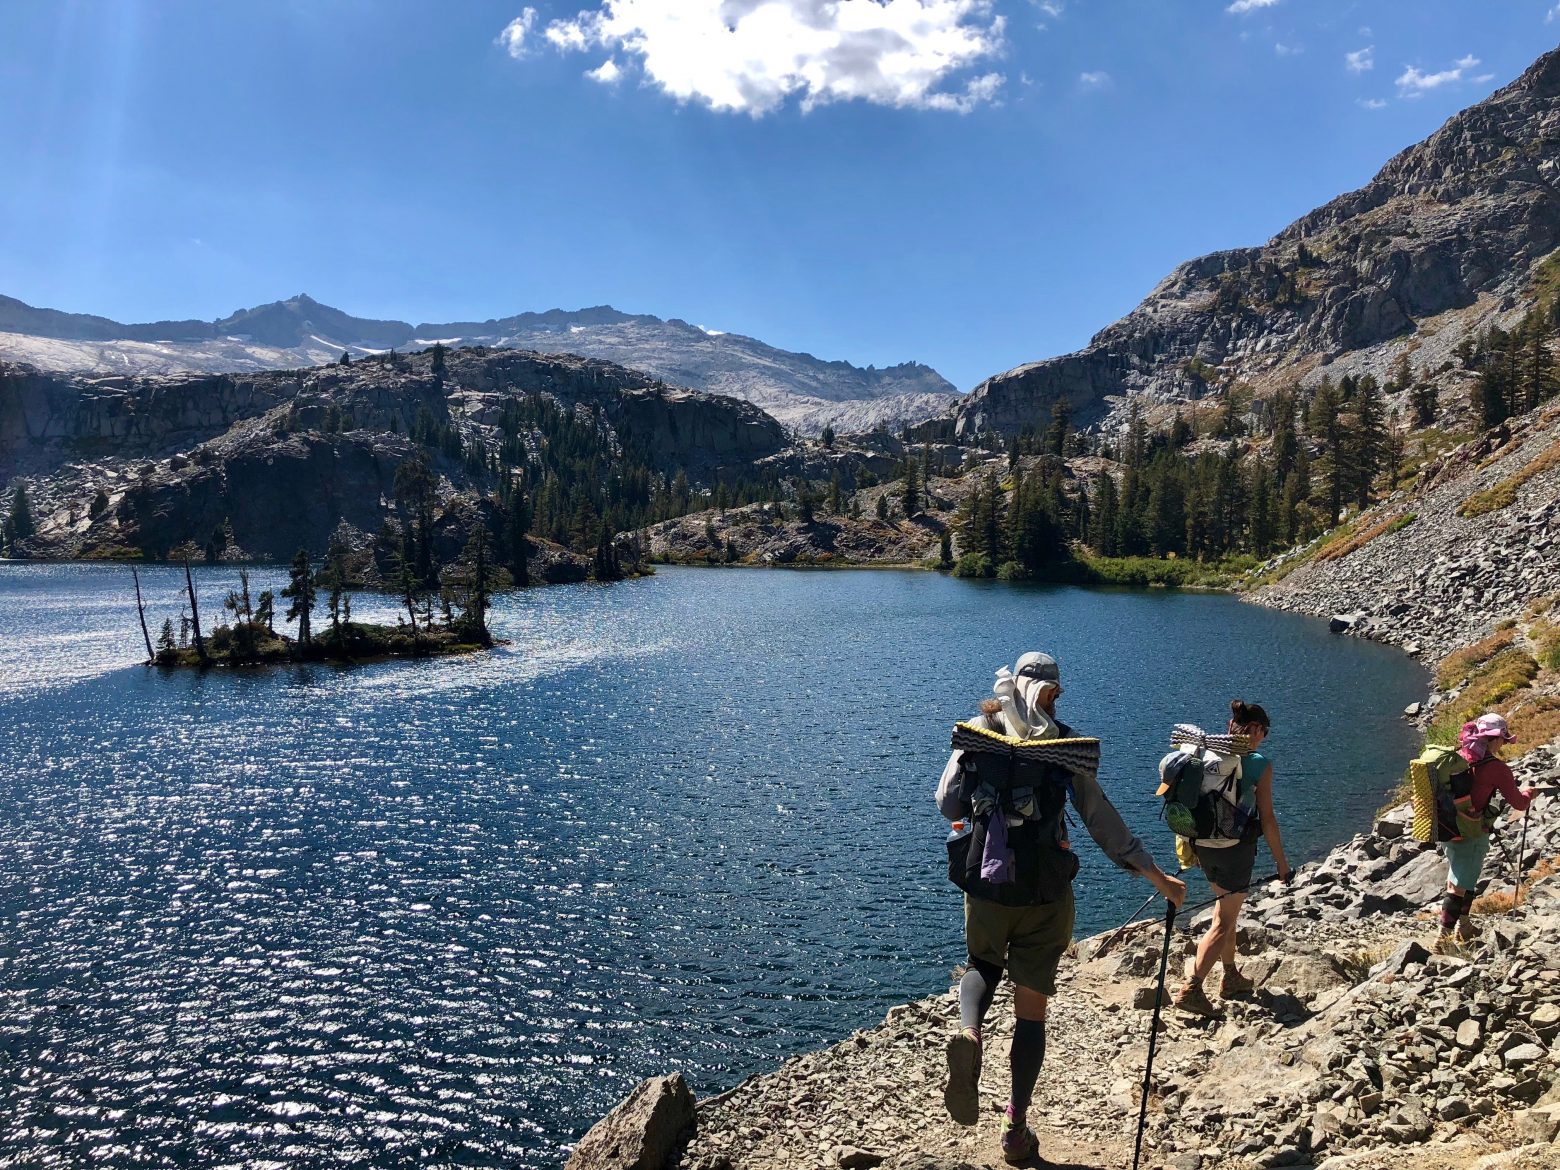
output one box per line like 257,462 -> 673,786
1466,756 -> 1532,815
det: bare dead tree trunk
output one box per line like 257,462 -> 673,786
131,566 -> 155,663
183,560 -> 208,663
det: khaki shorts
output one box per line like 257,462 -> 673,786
964,891 -> 1076,996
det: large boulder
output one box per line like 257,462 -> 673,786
566,1074 -> 696,1170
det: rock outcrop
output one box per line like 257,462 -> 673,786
0,295 -> 960,435
953,46 -> 1560,440
567,1074 -> 696,1170
0,346 -> 788,563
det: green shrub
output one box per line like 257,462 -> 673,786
952,552 -> 994,579
995,560 -> 1028,581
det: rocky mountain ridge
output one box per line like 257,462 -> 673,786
0,346 -> 787,564
952,45 -> 1560,442
0,294 -> 958,435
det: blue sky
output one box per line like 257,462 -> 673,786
2,1 -> 1557,390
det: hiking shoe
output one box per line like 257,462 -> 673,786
1455,916 -> 1480,942
1174,981 -> 1219,1017
943,1028 -> 982,1126
1219,968 -> 1255,997
1433,932 -> 1465,956
1000,1108 -> 1039,1165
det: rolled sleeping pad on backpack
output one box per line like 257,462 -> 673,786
1409,757 -> 1437,843
950,722 -> 1101,781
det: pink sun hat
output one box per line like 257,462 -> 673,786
1472,713 -> 1515,741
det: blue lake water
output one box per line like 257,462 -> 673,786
0,563 -> 1426,1167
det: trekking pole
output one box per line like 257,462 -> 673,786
1515,805 -> 1532,907
1132,899 -> 1177,1170
1176,873 -> 1282,918
1099,869 -> 1191,957
1094,890 -> 1161,960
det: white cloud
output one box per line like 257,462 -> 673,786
1356,97 -> 1387,110
587,58 -> 624,84
1396,53 -> 1480,97
1078,70 -> 1111,89
1549,4 -> 1560,23
497,8 -> 539,58
1345,45 -> 1374,73
531,0 -> 1008,116
1274,42 -> 1301,56
1033,0 -> 1063,18
1226,0 -> 1279,13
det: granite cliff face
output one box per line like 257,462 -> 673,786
955,46 -> 1560,439
0,295 -> 958,436
0,347 -> 788,563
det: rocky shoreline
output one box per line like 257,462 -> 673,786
568,744 -> 1560,1170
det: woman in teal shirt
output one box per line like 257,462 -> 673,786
1174,700 -> 1292,1017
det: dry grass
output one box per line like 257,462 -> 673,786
1427,647 -> 1541,744
1503,696 -> 1560,757
1459,435 -> 1560,517
1534,621 -> 1560,672
1336,941 -> 1399,983
1434,628 -> 1519,689
1315,512 -> 1416,564
1471,889 -> 1519,916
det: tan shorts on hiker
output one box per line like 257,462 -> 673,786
964,890 -> 1076,995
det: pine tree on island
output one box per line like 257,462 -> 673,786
282,550 -> 317,646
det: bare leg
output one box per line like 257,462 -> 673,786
1191,884 -> 1243,983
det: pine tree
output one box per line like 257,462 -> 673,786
1410,379 -> 1438,427
1044,396 -> 1072,457
981,473 -> 1007,563
901,459 -> 920,516
1269,390 -> 1299,485
821,424 -> 836,449
1308,378 -> 1347,524
939,527 -> 953,568
460,524 -> 494,643
281,549 -> 317,646
1522,310 -> 1554,413
1088,472 -> 1119,556
797,482 -> 816,525
828,472 -> 843,515
507,494 -> 531,587
1345,375 -> 1386,509
8,483 -> 34,541
1248,457 -> 1276,557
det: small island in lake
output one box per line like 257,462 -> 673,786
135,525 -> 503,668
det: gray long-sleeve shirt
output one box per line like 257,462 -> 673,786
935,713 -> 1157,876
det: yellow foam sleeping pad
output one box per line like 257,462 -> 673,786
1407,745 -> 1469,844
1409,757 -> 1437,844
949,722 -> 1102,780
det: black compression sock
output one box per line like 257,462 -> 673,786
958,957 -> 1001,1034
1009,1016 -> 1047,1116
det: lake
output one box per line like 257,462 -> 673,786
0,563 -> 1426,1168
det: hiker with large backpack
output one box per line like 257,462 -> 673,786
1170,700 -> 1291,1017
935,651 -> 1186,1164
1430,713 -> 1538,948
